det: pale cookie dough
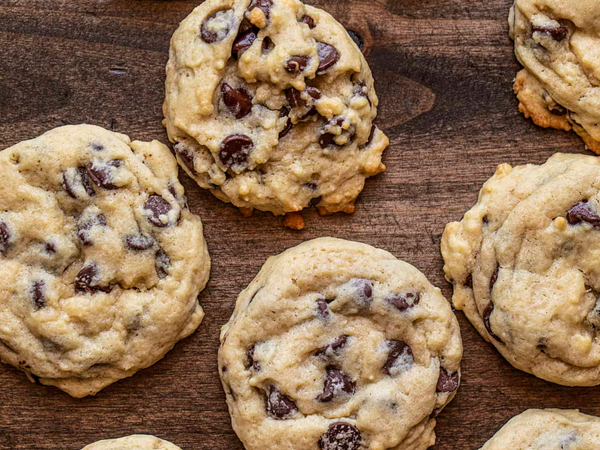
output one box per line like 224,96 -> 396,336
163,0 -> 388,220
0,125 -> 210,397
82,435 -> 183,450
481,409 -> 600,450
442,153 -> 600,386
219,237 -> 462,450
509,0 -> 600,154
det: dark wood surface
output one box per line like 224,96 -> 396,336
0,0 -> 597,449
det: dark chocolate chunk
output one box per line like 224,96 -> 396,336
64,166 -> 95,198
436,367 -> 459,393
382,340 -> 412,375
30,280 -> 46,309
317,42 -> 340,75
483,301 -> 503,343
366,124 -> 376,147
316,297 -> 330,320
125,234 -> 155,251
285,56 -> 309,74
246,0 -> 273,22
77,214 -> 107,246
262,36 -> 275,54
219,134 -> 253,169
174,144 -> 197,174
144,195 -> 173,228
201,10 -> 233,44
490,265 -> 499,290
86,160 -> 122,190
266,385 -> 298,419
316,335 -> 348,357
300,15 -> 316,29
245,344 -> 261,371
222,83 -> 253,119
0,220 -> 11,255
347,30 -> 364,51
567,201 -> 600,227
319,422 -> 362,450
233,28 -> 258,56
75,263 -> 112,293
532,25 -> 568,42
155,249 -> 171,279
316,366 -> 355,402
286,88 -> 305,109
386,292 -> 421,312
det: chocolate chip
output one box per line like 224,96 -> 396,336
262,36 -> 274,54
483,302 -> 502,343
279,117 -> 293,139
316,297 -> 330,320
532,25 -> 568,42
144,195 -> 173,227
347,30 -> 364,51
0,220 -> 11,255
353,81 -> 372,108
465,274 -> 473,289
285,56 -> 309,74
75,263 -> 112,293
86,160 -> 122,190
317,42 -> 340,75
91,142 -> 104,152
309,196 -> 322,207
483,215 -> 489,224
246,0 -> 273,21
386,292 -> 421,312
155,249 -> 171,279
317,366 -> 355,402
567,201 -> 600,227
319,422 -> 362,450
125,234 -> 155,251
174,144 -> 196,174
30,280 -> 46,309
316,335 -> 348,357
245,344 -> 261,371
266,385 -> 297,419
286,88 -> 305,108
319,133 -> 336,149
219,134 -> 253,169
222,83 -> 253,119
77,214 -> 107,246
366,125 -> 376,146
64,166 -> 95,198
45,242 -> 56,254
232,28 -> 258,56
306,87 -> 322,100
436,367 -> 459,393
383,340 -> 412,375
300,15 -> 316,29
201,10 -> 233,44
490,265 -> 499,290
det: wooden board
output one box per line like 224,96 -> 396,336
0,0 -> 597,449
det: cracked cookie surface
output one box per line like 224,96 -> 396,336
163,0 -> 388,217
442,153 -> 600,386
82,435 -> 183,450
509,0 -> 600,153
480,409 -> 600,450
0,125 -> 210,397
218,237 -> 462,450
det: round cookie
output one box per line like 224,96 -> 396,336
509,0 -> 600,154
82,435 -> 183,450
480,409 -> 600,450
218,237 -> 462,450
163,0 -> 388,222
0,125 -> 210,397
442,153 -> 600,386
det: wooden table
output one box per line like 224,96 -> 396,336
0,0 -> 596,449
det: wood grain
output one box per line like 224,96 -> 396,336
0,0 -> 596,449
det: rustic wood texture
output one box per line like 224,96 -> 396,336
0,0 -> 597,449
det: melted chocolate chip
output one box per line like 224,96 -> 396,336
0,220 -> 11,255
77,214 -> 107,246
232,28 -> 258,56
266,385 -> 298,419
174,144 -> 196,174
285,56 -> 309,74
309,196 -> 322,207
383,340 -> 412,375
262,36 -> 274,54
144,195 -> 173,228
483,301 -> 502,343
386,292 -> 421,312
246,0 -> 273,21
300,15 -> 316,29
155,249 -> 171,279
319,422 -> 362,450
317,366 -> 355,402
75,263 -> 112,293
222,83 -> 253,119
532,25 -> 568,42
319,133 -> 336,149
279,116 -> 293,139
483,215 -> 489,224
86,160 -> 122,190
567,201 -> 600,227
201,10 -> 233,44
219,134 -> 253,169
306,87 -> 322,100
245,344 -> 261,371
64,166 -> 95,198
286,88 -> 305,109
30,280 -> 46,309
316,297 -> 330,320
125,234 -> 155,251
316,335 -> 348,357
347,30 -> 364,51
490,265 -> 499,290
366,125 -> 376,146
436,367 -> 459,393
317,42 -> 340,75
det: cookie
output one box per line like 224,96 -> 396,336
442,153 -> 600,386
82,435 -> 183,450
0,125 -> 210,397
480,409 -> 600,450
218,237 -> 462,450
509,0 -> 600,154
163,0 -> 388,224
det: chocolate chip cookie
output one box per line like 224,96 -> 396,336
0,125 -> 210,397
163,0 -> 388,223
509,0 -> 600,154
82,435 -> 183,450
219,237 -> 462,450
480,409 -> 600,450
442,153 -> 600,386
